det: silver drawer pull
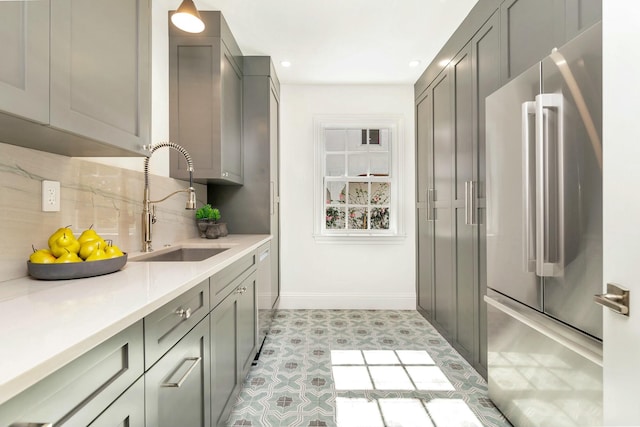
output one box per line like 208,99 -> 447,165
235,286 -> 247,294
161,356 -> 202,388
10,424 -> 53,427
175,307 -> 192,319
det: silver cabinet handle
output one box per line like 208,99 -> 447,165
235,286 -> 248,294
10,424 -> 53,427
594,283 -> 630,316
464,181 -> 477,226
522,100 -> 537,273
427,188 -> 435,221
535,93 -> 564,277
161,356 -> 202,388
464,181 -> 470,225
175,307 -> 191,319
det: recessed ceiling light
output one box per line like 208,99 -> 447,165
280,61 -> 292,68
409,60 -> 421,67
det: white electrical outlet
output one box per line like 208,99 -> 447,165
42,180 -> 61,212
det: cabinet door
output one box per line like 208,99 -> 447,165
501,0 -> 565,81
452,44 -> 475,360
211,292 -> 239,426
50,0 -> 149,155
269,83 -> 281,310
145,318 -> 211,427
431,69 -> 455,338
565,0 -> 601,40
0,321 -> 143,426
237,271 -> 257,377
220,43 -> 243,183
88,377 -> 144,427
472,11 -> 501,377
416,89 -> 434,318
0,0 -> 48,123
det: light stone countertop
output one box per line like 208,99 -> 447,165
0,234 -> 271,406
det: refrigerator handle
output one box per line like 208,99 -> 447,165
535,93 -> 564,277
522,101 -> 537,273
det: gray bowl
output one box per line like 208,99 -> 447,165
27,254 -> 128,280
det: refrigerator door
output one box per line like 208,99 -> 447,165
485,64 -> 543,310
485,290 -> 602,427
540,23 -> 603,340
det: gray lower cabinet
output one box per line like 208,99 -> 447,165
89,377 -> 145,427
0,0 -> 150,157
0,321 -> 144,426
211,270 -> 258,426
145,317 -> 211,427
169,11 -> 244,184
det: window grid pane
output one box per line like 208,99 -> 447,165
323,127 -> 392,233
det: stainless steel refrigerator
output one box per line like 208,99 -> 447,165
484,23 -> 603,426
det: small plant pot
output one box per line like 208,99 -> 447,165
205,223 -> 220,239
196,219 -> 211,238
217,222 -> 228,237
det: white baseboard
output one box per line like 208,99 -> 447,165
278,292 -> 416,310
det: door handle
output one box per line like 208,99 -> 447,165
522,101 -> 537,273
535,93 -> 564,277
594,283 -> 630,316
427,188 -> 435,221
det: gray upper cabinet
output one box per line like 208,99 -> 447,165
500,0 -> 565,82
169,11 -> 244,184
0,0 -> 150,157
565,0 -> 601,40
501,0 -> 601,82
0,1 -> 49,124
50,0 -> 150,156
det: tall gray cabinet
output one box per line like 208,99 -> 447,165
415,0 -> 600,377
208,57 -> 281,332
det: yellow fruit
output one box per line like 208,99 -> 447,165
29,245 -> 56,264
54,249 -> 82,263
51,232 -> 80,257
104,241 -> 124,258
47,225 -> 73,249
85,242 -> 109,262
79,238 -> 106,260
77,225 -> 103,245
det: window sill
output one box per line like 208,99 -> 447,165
313,234 -> 407,245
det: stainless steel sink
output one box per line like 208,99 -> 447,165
130,247 -> 229,262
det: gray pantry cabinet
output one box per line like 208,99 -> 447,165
169,11 -> 244,184
415,0 -> 601,377
0,0 -> 150,157
209,57 -> 281,334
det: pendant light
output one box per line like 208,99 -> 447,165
171,0 -> 205,33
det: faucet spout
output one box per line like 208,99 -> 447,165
142,142 -> 196,252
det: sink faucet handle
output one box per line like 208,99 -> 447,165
151,204 -> 157,224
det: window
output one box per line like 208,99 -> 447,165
314,116 -> 404,241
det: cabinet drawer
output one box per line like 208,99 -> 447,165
144,279 -> 209,368
0,321 -> 143,426
210,252 -> 256,309
146,317 -> 211,427
89,376 -> 144,427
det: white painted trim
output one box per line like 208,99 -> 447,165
278,292 -> 416,310
313,234 -> 407,244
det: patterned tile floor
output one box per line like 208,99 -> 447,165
225,310 -> 512,427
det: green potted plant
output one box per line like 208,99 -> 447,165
195,204 -> 218,238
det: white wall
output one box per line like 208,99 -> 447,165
602,2 -> 640,424
279,85 -> 416,309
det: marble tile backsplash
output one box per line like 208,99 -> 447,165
0,143 -> 207,282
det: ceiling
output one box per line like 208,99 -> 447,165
166,0 -> 478,84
